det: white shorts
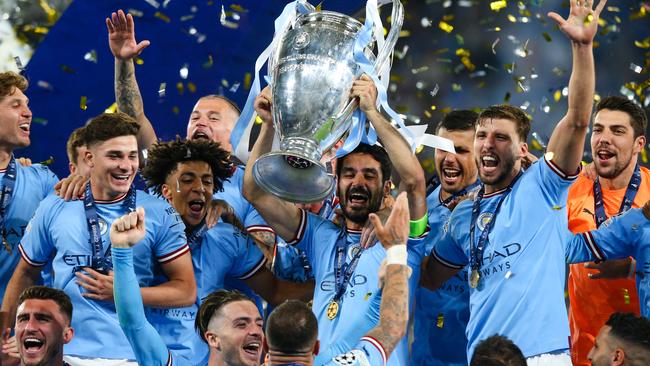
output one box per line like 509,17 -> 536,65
526,351 -> 571,366
63,355 -> 138,366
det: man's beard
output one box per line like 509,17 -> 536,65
479,152 -> 517,187
341,186 -> 383,224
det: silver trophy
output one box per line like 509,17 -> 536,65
252,1 -> 403,203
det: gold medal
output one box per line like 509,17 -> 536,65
469,269 -> 480,289
2,236 -> 10,254
326,300 -> 339,320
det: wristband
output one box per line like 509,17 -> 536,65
409,213 -> 428,237
385,245 -> 408,266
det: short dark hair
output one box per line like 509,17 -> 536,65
83,112 -> 140,148
470,335 -> 526,366
336,143 -> 392,183
141,138 -> 231,196
195,290 -> 254,343
66,126 -> 86,165
477,105 -> 531,142
0,71 -> 28,100
606,312 -> 650,351
436,110 -> 479,134
596,96 -> 648,139
18,286 -> 73,324
266,300 -> 318,354
199,95 -> 241,115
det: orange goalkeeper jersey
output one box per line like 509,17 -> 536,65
567,167 -> 650,366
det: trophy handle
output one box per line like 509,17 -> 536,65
334,0 -> 403,123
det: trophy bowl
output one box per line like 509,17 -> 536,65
253,3 -> 402,203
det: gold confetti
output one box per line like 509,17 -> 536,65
364,292 -> 372,300
176,82 -> 184,95
187,82 -> 197,93
172,106 -> 180,115
203,54 -> 214,69
80,96 -> 88,111
439,21 -> 454,33
436,313 -> 444,328
634,37 -> 650,49
135,57 -> 144,65
507,14 -> 517,23
154,11 -> 171,23
104,102 -> 117,113
244,72 -> 252,90
490,0 -> 507,11
255,116 -> 263,124
642,147 -> 648,164
542,32 -> 552,42
552,205 -> 563,210
416,145 -> 425,154
622,288 -> 631,305
554,90 -> 562,102
230,4 -> 248,12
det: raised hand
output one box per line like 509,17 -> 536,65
369,192 -> 409,250
110,207 -> 146,248
547,0 -> 607,45
350,74 -> 378,114
254,86 -> 273,124
106,9 -> 150,60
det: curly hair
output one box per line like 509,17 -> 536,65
141,138 -> 231,196
0,71 -> 28,99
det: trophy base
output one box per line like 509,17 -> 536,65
252,152 -> 335,203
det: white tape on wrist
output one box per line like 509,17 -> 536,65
385,245 -> 407,266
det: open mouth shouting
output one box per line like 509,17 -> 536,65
347,187 -> 370,208
595,148 -> 615,165
480,153 -> 499,175
242,339 -> 262,361
22,336 -> 45,357
441,167 -> 462,186
191,129 -> 211,141
18,122 -> 30,135
187,199 -> 206,221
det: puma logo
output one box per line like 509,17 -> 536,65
582,208 -> 595,217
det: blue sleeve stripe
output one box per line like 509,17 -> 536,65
432,248 -> 464,270
361,336 -> 387,366
545,158 -> 580,181
582,232 -> 605,261
238,256 -> 267,280
18,244 -> 46,267
157,244 -> 190,264
286,209 -> 307,245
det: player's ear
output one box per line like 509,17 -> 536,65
84,150 -> 94,168
63,326 -> 74,344
161,184 -> 173,202
206,331 -> 221,351
313,340 -> 320,355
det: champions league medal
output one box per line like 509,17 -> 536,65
327,300 -> 339,320
469,269 -> 480,289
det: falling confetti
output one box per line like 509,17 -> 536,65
80,96 -> 88,110
438,21 -> 454,33
158,83 -> 166,98
84,49 -> 98,63
179,64 -> 189,79
490,0 -> 507,11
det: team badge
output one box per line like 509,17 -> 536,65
98,218 -> 108,235
333,349 -> 369,366
348,244 -> 361,260
477,212 -> 493,231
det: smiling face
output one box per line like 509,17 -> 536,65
162,161 -> 214,228
186,97 -> 239,152
86,135 -> 139,201
591,109 -> 645,180
206,300 -> 264,366
337,152 -> 389,224
435,127 -> 478,195
0,87 -> 32,150
15,299 -> 73,366
474,118 -> 527,191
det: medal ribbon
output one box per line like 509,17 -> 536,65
332,228 -> 364,304
0,156 -> 17,248
187,221 -> 209,250
593,164 -> 641,228
438,179 -> 481,209
83,183 -> 136,273
469,173 -> 522,276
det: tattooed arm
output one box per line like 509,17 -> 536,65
107,9 -> 157,156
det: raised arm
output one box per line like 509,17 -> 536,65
106,9 -> 157,153
351,75 -> 427,222
545,0 -> 607,173
245,267 -> 314,306
110,208 -> 173,366
363,192 -> 410,356
242,87 -> 303,241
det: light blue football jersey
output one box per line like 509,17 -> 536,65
433,159 -> 578,360
411,185 -> 470,366
145,221 -> 265,366
565,207 -> 650,317
19,191 -> 188,360
0,162 -> 58,297
289,209 -> 427,366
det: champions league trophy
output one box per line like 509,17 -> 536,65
251,0 -> 404,203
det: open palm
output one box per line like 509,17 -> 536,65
548,0 -> 607,45
106,9 -> 150,60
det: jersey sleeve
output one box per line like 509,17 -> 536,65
18,197 -> 56,267
324,336 -> 388,366
431,215 -> 468,270
566,208 -> 646,263
150,202 -> 189,264
112,247 -> 173,366
35,164 -> 59,195
288,209 -> 331,266
231,229 -> 266,280
536,158 -> 579,202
